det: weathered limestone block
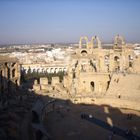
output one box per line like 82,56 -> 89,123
33,84 -> 40,92
51,77 -> 60,86
40,84 -> 53,92
46,85 -> 53,91
40,77 -> 48,85
133,56 -> 140,73
40,84 -> 47,90
54,83 -> 66,93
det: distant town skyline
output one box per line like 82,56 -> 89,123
0,0 -> 140,44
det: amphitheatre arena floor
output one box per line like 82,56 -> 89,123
44,99 -> 140,140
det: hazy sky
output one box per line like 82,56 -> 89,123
0,0 -> 140,44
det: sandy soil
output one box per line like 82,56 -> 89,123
45,100 -> 140,140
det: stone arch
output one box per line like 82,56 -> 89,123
54,68 -> 58,73
11,63 -> 16,67
36,68 -> 39,73
91,36 -> 101,49
59,68 -> 62,72
37,68 -> 41,73
81,50 -> 88,56
46,68 -> 49,73
104,55 -> 109,65
114,56 -> 120,71
41,68 -> 44,73
50,68 -> 54,73
114,56 -> 120,61
79,36 -> 88,49
114,35 -> 125,50
81,50 -> 87,53
33,68 -> 36,72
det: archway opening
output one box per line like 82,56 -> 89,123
90,81 -> 95,92
114,35 -> 125,50
79,37 -> 88,48
81,50 -> 87,56
104,55 -> 109,65
114,56 -> 120,71
12,69 -> 15,77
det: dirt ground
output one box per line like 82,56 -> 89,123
45,100 -> 140,140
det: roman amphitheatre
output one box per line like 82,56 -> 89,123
0,35 -> 140,140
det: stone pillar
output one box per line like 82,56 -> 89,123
40,77 -> 48,85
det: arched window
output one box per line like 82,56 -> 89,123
81,50 -> 87,56
114,56 -> 120,61
104,55 -> 109,65
114,56 -> 120,71
91,36 -> 102,49
79,36 -> 88,48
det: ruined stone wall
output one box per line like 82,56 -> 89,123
32,36 -> 140,104
76,73 -> 110,94
0,57 -> 20,94
107,73 -> 140,101
63,35 -> 139,96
